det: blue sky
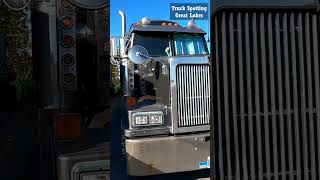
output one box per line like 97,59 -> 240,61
110,0 -> 210,40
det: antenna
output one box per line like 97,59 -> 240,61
123,0 -> 126,13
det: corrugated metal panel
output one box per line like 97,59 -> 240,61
212,10 -> 320,179
176,64 -> 210,127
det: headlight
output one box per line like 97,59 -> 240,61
149,114 -> 163,125
133,115 -> 148,126
132,111 -> 164,127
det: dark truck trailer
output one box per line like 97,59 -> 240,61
31,0 -> 111,179
211,0 -> 320,179
0,35 -> 17,110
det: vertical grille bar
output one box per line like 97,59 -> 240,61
206,65 -> 210,126
245,12 -> 256,180
283,13 -> 295,180
200,65 -> 204,125
176,64 -> 210,128
215,15 -> 225,178
297,13 -> 309,180
252,12 -> 263,180
275,13 -> 286,180
213,10 -> 320,179
267,13 -> 280,180
186,66 -> 190,126
190,66 -> 195,126
290,12 -> 302,180
305,13 -> 316,180
237,12 -> 249,179
221,12 -> 232,178
195,65 -> 199,125
229,12 -> 241,179
312,14 -> 320,179
260,12 -> 272,180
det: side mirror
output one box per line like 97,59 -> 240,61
110,37 -> 126,65
110,37 -> 126,56
128,45 -> 150,64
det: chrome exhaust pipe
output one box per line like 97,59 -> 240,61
119,10 -> 126,38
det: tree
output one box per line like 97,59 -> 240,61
0,4 -> 33,103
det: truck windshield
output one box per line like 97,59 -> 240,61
132,32 -> 208,57
174,34 -> 208,55
133,32 -> 171,57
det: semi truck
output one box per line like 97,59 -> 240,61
211,0 -> 320,179
22,0 -> 210,178
110,11 -> 211,177
31,0 -> 111,179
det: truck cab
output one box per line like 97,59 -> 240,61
111,12 -> 211,176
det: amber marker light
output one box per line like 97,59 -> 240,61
63,73 -> 75,85
61,16 -> 74,29
54,113 -> 81,140
127,97 -> 136,107
61,0 -> 72,10
62,54 -> 74,66
62,35 -> 74,48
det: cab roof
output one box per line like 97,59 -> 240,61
127,20 -> 206,37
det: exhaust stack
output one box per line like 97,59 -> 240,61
119,10 -> 126,38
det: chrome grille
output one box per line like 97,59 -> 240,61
213,10 -> 320,179
176,64 -> 210,127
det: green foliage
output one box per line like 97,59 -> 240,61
111,63 -> 121,95
0,5 -> 33,103
15,66 -> 33,102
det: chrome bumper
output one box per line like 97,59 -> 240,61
126,132 -> 210,176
